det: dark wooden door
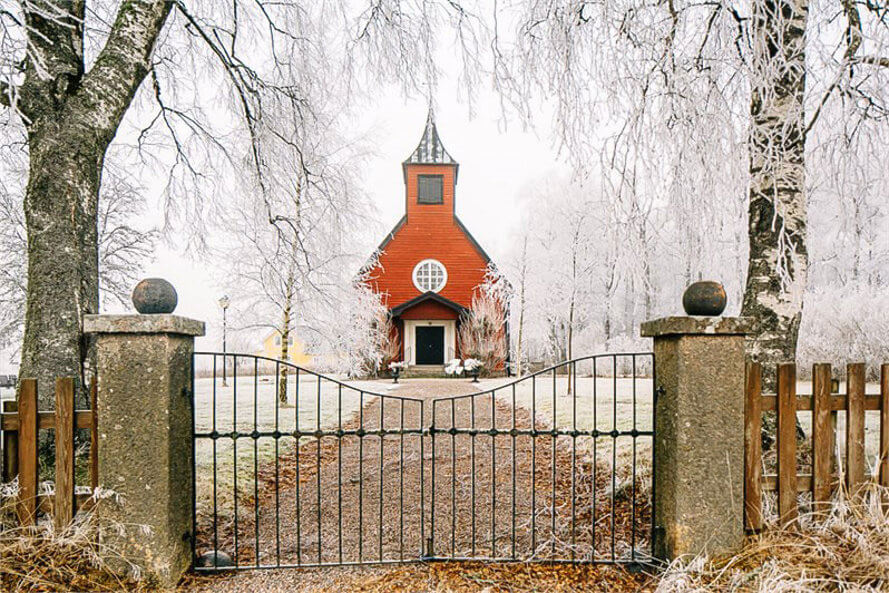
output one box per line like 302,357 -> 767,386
415,326 -> 445,365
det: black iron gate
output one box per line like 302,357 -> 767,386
191,352 -> 654,570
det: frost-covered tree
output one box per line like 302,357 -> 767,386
493,0 -> 889,374
0,1 -> 482,402
504,163 -> 888,377
0,153 -> 156,357
505,232 -> 530,375
506,174 -> 658,366
218,98 -> 373,401
520,178 -> 605,361
324,277 -> 399,378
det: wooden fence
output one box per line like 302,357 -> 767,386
0,377 -> 97,530
745,362 -> 889,530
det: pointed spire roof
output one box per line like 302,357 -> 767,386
403,109 -> 457,166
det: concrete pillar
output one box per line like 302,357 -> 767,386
84,314 -> 205,588
640,316 -> 752,561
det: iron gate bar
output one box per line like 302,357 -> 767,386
551,368 -> 556,559
296,368 -> 304,565
192,352 -> 428,570
358,391 -> 363,563
511,383 -> 517,559
337,384 -> 342,564
192,351 -> 654,570
423,352 -> 655,564
531,374 -> 536,554
274,360 -> 280,566
233,361 -> 238,567
632,355 -> 637,561
592,357 -> 597,558
612,365 -> 617,561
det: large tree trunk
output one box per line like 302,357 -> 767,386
22,120 -> 102,406
742,0 -> 809,381
17,2 -> 172,405
603,264 -> 615,348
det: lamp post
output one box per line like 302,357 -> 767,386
219,295 -> 230,386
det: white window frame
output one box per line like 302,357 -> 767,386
412,259 -> 448,293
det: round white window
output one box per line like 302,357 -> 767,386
412,259 -> 448,293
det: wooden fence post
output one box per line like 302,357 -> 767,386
846,363 -> 866,493
54,377 -> 75,531
881,364 -> 889,488
744,362 -> 762,532
90,377 -> 99,491
777,363 -> 798,525
812,363 -> 833,510
1,399 -> 18,483
17,378 -> 38,526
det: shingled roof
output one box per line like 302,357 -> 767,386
403,109 -> 457,166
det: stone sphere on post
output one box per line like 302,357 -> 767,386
132,278 -> 178,314
682,281 -> 727,316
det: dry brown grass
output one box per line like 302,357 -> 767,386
0,487 -> 150,592
655,484 -> 889,592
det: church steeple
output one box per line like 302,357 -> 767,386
401,110 -> 460,216
403,109 -> 458,167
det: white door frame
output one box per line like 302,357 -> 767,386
404,319 -> 456,365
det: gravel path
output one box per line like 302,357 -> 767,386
183,378 -> 650,592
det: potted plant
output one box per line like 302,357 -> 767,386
463,358 -> 483,382
389,361 -> 406,383
444,358 -> 464,378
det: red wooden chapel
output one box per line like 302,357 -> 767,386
364,111 -> 506,369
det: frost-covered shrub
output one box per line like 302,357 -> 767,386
323,281 -> 400,378
798,287 -> 889,379
458,269 -> 508,374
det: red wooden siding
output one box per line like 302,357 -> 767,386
405,164 -> 458,219
400,300 -> 460,320
368,162 -> 489,311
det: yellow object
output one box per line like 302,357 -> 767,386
256,330 -> 313,366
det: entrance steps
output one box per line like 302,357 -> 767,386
402,364 -> 447,378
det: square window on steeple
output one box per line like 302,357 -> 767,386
417,175 -> 443,204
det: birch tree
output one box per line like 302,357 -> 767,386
506,232 -> 530,375
494,0 -> 889,371
218,99 -> 373,401
0,1 -> 482,402
518,178 -> 601,363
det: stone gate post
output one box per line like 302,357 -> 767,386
84,313 -> 205,588
640,316 -> 752,561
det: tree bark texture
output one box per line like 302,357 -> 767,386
278,271 -> 294,404
18,1 -> 172,405
742,0 -> 809,380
